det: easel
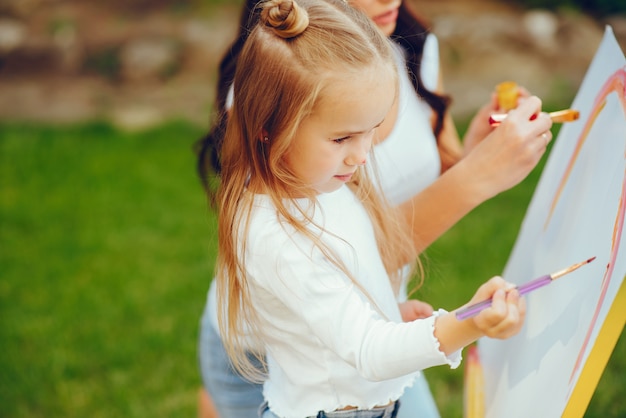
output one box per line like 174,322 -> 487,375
463,274 -> 625,418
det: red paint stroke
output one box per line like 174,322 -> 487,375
541,66 -> 626,389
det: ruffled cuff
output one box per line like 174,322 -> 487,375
431,309 -> 462,369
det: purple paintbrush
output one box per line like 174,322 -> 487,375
455,257 -> 596,320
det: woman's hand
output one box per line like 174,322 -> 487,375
456,95 -> 553,202
463,85 -> 531,154
394,95 -> 551,262
399,299 -> 434,322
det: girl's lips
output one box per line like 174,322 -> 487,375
335,173 -> 354,182
373,8 -> 399,27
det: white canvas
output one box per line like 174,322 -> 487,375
479,26 -> 626,418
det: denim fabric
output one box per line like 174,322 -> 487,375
397,373 -> 440,418
259,401 -> 400,418
198,302 -> 264,418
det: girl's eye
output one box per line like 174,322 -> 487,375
333,136 -> 350,144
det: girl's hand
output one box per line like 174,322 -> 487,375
463,86 -> 531,154
466,276 -> 526,339
433,276 -> 526,355
456,95 -> 553,202
399,299 -> 434,322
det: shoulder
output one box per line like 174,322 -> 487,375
420,34 -> 440,90
244,193 -> 356,294
391,34 -> 439,76
244,194 -> 319,260
423,33 -> 439,61
245,187 -> 364,264
245,194 -> 293,248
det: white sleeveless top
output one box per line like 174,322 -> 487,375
368,35 -> 441,206
208,34 -> 442,342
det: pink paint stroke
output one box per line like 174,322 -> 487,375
542,66 -> 626,388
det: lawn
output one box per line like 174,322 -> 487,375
0,120 -> 623,417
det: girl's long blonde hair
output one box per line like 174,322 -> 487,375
215,0 -> 419,381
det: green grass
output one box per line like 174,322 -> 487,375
0,121 -> 216,417
0,121 -> 623,417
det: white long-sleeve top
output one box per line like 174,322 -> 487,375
238,186 -> 460,418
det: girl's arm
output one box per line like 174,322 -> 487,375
250,227 -> 525,379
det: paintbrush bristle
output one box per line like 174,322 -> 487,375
552,256 -> 596,280
550,109 -> 580,123
489,108 -> 580,126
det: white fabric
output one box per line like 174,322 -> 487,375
208,34 -> 443,330
367,35 -> 441,303
369,35 -> 441,207
238,186 -> 460,418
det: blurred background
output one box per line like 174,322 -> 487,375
0,0 -> 625,128
1,0 -> 625,417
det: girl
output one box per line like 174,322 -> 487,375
197,0 -> 552,416
212,0 -> 537,416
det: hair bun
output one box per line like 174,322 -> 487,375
261,0 -> 309,39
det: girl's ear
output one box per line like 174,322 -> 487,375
259,129 -> 269,144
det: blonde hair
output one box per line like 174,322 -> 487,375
215,0 -> 418,381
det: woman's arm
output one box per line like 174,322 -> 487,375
433,68 -> 464,173
399,96 -> 553,255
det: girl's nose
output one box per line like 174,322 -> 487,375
346,137 -> 371,166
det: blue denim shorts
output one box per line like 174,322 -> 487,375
198,301 -> 264,418
259,400 -> 401,418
